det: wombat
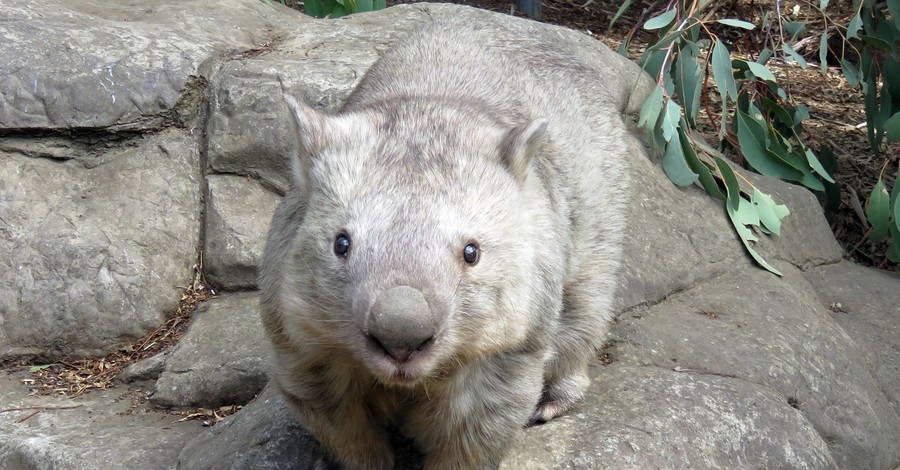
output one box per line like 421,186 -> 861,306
260,14 -> 630,470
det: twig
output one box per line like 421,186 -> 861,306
16,411 -> 41,423
0,405 -> 84,414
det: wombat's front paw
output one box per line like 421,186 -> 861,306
529,371 -> 589,425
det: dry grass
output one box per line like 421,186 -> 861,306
22,265 -> 214,397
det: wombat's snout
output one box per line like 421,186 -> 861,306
366,286 -> 436,363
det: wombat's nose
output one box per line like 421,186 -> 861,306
367,286 -> 436,363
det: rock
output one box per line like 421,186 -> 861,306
804,261 -> 900,421
151,293 -> 268,408
505,365 -> 836,469
177,385 -> 426,470
0,0 -> 297,132
176,386 -> 325,470
614,263 -> 900,469
205,8 -> 434,193
0,371 -> 203,470
0,129 -> 201,360
203,176 -> 280,291
1,0 -> 899,469
119,352 -> 169,384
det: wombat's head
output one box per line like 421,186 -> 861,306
276,95 -> 556,386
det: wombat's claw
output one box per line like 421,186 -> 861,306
528,397 -> 575,426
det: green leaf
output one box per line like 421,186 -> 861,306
805,148 -> 836,183
794,104 -> 810,124
711,39 -> 738,102
865,75 -> 880,151
638,86 -> 664,130
752,189 -> 791,235
717,19 -> 756,30
644,8 -> 676,30
675,44 -> 704,126
893,179 -> 900,238
640,49 -> 668,79
819,0 -> 829,10
891,0 -> 900,30
735,109 -> 805,181
783,21 -> 806,40
885,111 -> 900,142
859,34 -> 892,49
819,31 -> 828,74
781,43 -> 809,69
680,128 -> 726,199
758,47 -> 773,65
746,61 -> 777,81
726,196 -> 783,276
714,157 -> 741,210
662,132 -> 699,186
868,179 -> 891,242
847,14 -> 863,39
661,99 -> 682,142
29,364 -> 53,373
609,0 -> 635,28
887,224 -> 900,263
841,60 -> 860,86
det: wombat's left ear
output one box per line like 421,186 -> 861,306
499,119 -> 548,184
284,94 -> 330,193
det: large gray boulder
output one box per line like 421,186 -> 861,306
0,1 -> 897,469
0,129 -> 201,358
0,0 -> 299,360
149,293 -> 268,408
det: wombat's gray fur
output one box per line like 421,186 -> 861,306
260,15 -> 629,470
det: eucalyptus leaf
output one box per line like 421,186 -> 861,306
717,19 -> 756,30
752,189 -> 791,235
783,21 -> 806,41
736,109 -> 804,181
712,39 -> 738,102
841,60 -> 860,86
29,364 -> 53,373
746,61 -> 777,81
819,0 -> 829,10
868,179 -> 891,242
893,177 -> 900,235
644,8 -> 676,30
781,43 -> 809,69
847,14 -> 863,39
804,149 -> 836,183
859,34 -> 892,49
885,111 -> 900,143
662,133 -> 700,186
888,225 -> 900,263
609,0 -> 634,28
727,196 -> 783,276
680,128 -> 725,200
675,44 -> 704,125
714,157 -> 741,211
819,31 -> 829,73
638,86 -> 664,130
661,99 -> 682,142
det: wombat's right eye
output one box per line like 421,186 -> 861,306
333,233 -> 351,257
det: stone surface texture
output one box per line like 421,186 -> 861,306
0,1 -> 897,469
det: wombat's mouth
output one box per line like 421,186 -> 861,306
361,333 -> 440,386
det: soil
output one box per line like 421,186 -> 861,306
382,0 -> 899,270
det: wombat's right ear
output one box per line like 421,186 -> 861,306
499,119 -> 548,184
284,94 -> 328,192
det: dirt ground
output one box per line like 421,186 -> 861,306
382,0 -> 898,270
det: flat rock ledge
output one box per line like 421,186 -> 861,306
1,1 -> 898,469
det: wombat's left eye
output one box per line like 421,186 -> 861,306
463,241 -> 480,265
334,233 -> 351,257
